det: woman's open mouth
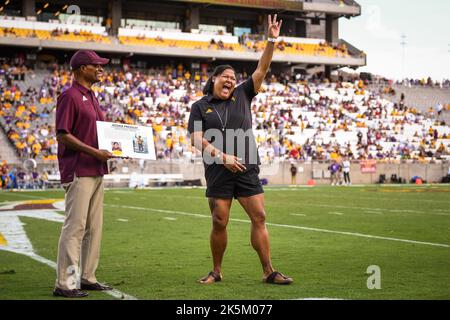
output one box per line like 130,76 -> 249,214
222,83 -> 232,95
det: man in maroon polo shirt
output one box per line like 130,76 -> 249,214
54,50 -> 115,298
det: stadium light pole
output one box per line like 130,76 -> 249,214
400,33 -> 407,80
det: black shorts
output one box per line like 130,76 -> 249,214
205,165 -> 264,199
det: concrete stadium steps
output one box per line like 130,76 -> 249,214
392,85 -> 450,109
16,70 -> 48,92
370,84 -> 450,110
0,127 -> 20,163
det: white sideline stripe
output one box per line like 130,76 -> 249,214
106,204 -> 450,248
328,212 -> 344,216
1,193 -> 46,199
364,211 -> 383,215
25,251 -> 137,300
117,219 -> 129,222
105,186 -> 206,191
292,193 -> 450,204
293,297 -> 343,300
164,217 -> 177,221
305,203 -> 450,216
140,194 -> 205,200
290,213 -> 306,217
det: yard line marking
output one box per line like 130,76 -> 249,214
301,203 -> 450,217
290,213 -> 306,217
265,187 -> 313,191
164,217 -> 177,221
271,189 -> 450,204
428,212 -> 450,216
0,202 -> 137,300
105,186 -> 206,191
25,254 -> 136,299
107,204 -> 207,219
1,193 -> 46,199
287,192 -> 450,204
111,193 -> 204,201
117,219 -> 128,222
294,297 -> 343,300
364,211 -> 383,215
110,191 -> 134,194
328,212 -> 344,216
105,204 -> 450,248
137,194 -> 204,200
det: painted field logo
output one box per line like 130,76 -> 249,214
0,199 -> 137,300
0,199 -> 66,258
366,265 -> 381,289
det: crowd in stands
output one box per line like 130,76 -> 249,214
50,28 -> 109,41
237,33 -> 349,57
369,75 -> 450,89
395,78 -> 450,89
1,60 -> 449,169
250,77 -> 449,163
1,21 -> 352,58
0,61 -> 29,84
0,160 -> 56,189
0,26 -> 110,43
0,60 -> 59,162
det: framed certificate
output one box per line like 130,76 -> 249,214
96,121 -> 156,160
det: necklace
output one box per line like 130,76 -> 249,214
212,104 -> 228,132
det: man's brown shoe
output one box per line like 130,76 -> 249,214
80,282 -> 113,291
53,287 -> 89,298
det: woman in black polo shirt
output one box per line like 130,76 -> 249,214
188,14 -> 293,285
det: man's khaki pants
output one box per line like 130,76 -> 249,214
55,175 -> 104,290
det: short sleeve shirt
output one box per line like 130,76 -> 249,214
188,77 -> 260,170
55,81 -> 108,184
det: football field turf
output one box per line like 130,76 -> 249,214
1,184 -> 449,300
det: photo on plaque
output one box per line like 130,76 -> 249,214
133,134 -> 148,154
111,141 -> 123,156
97,121 -> 156,160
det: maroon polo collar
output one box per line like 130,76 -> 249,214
72,80 -> 94,97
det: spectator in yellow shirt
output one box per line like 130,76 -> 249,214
32,142 -> 42,158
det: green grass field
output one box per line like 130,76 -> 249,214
1,184 -> 450,300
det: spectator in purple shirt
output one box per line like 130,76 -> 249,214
328,160 -> 341,186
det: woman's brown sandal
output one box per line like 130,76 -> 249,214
198,271 -> 222,284
263,271 -> 293,285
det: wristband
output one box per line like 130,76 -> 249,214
267,37 -> 277,43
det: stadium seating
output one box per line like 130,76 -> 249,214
0,16 -> 353,59
119,36 -> 244,52
0,27 -> 111,43
0,62 -> 449,167
118,33 -> 348,57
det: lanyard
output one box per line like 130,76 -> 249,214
212,104 -> 228,132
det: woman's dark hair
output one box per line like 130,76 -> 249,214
202,64 -> 235,95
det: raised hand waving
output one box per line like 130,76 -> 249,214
268,14 -> 282,38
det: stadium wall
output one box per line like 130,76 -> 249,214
28,161 -> 450,187
162,160 -> 448,185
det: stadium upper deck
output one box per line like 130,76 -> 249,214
0,0 -> 365,75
